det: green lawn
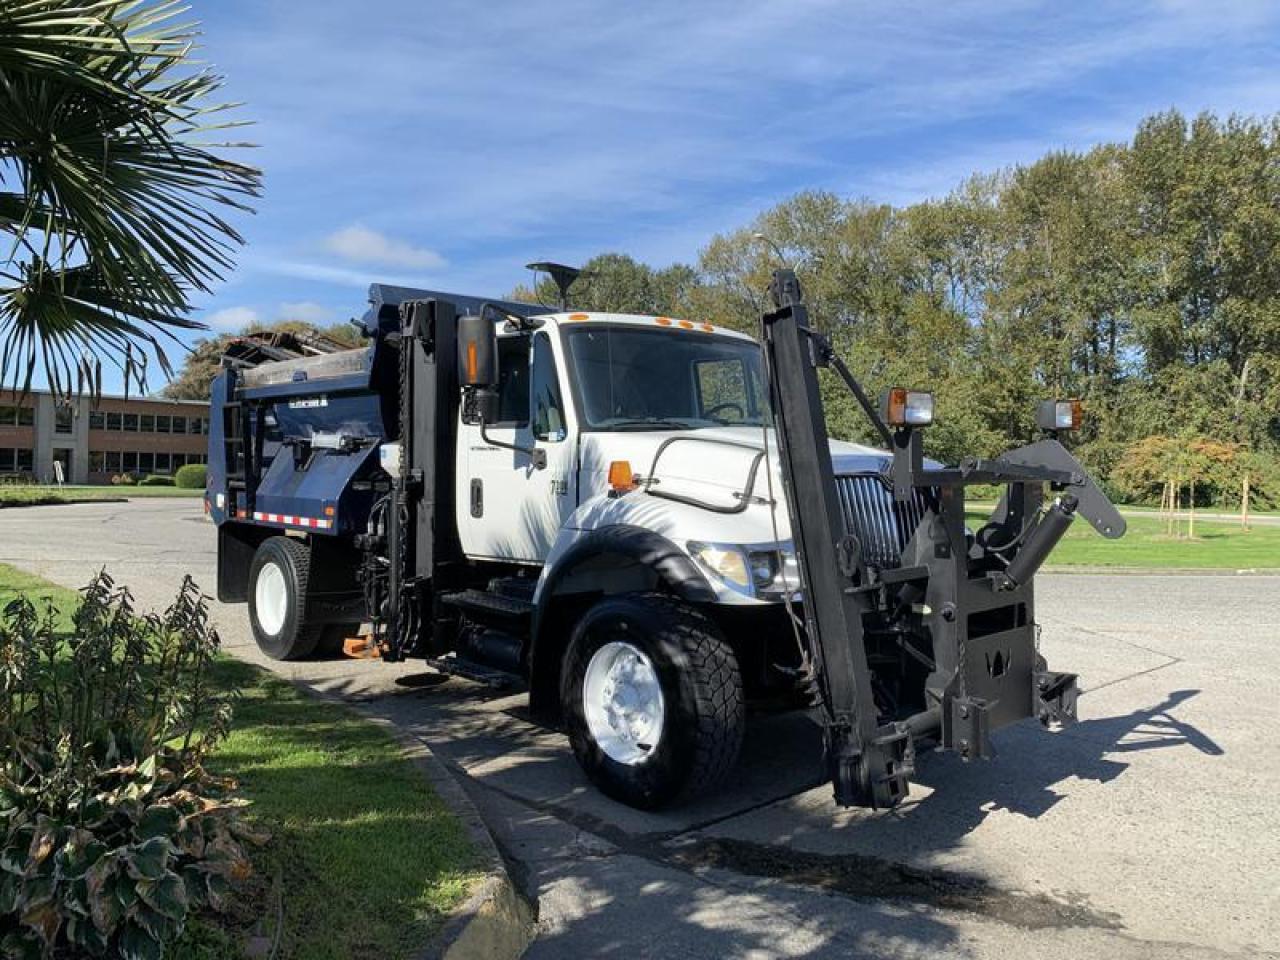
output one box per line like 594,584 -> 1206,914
0,563 -> 479,959
0,484 -> 203,506
966,511 -> 1280,569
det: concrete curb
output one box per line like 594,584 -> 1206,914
1042,565 -> 1280,576
299,689 -> 536,960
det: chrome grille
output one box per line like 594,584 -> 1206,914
834,474 -> 932,569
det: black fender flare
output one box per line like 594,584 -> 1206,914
526,525 -> 715,716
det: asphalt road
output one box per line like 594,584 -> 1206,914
2,499 -> 1277,959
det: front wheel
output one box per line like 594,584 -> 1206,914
561,594 -> 744,809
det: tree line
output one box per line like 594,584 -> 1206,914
515,110 -> 1280,508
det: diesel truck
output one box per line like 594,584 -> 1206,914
207,266 -> 1125,810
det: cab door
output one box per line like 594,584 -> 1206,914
457,329 -> 576,562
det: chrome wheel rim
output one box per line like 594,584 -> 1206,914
255,561 -> 288,636
583,641 -> 665,766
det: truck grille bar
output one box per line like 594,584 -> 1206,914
834,474 -> 932,569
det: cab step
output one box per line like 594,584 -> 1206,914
426,653 -> 524,690
440,588 -> 534,627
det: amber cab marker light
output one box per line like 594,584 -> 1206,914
608,460 -> 637,493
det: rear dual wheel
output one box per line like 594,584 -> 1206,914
562,593 -> 744,809
248,537 -> 349,660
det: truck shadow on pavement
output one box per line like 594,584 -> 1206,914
312,664 -> 1226,957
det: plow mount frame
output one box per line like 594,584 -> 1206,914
760,270 -> 1124,809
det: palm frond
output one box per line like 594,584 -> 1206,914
0,0 -> 260,400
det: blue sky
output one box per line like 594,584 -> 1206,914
141,0 -> 1280,391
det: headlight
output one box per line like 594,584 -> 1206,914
688,542 -> 752,594
748,545 -> 801,599
689,541 -> 800,599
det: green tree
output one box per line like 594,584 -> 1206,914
0,0 -> 259,398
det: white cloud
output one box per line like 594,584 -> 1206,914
205,306 -> 260,331
278,300 -> 335,324
323,225 -> 446,270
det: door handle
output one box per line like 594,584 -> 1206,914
470,478 -> 483,518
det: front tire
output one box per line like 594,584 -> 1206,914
562,593 -> 744,809
248,536 -> 321,661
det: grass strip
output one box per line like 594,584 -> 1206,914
0,563 -> 480,959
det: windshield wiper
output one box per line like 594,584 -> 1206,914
598,417 -> 694,431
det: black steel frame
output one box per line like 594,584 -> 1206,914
759,269 -> 1124,809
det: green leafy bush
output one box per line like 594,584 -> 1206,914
172,465 -> 206,490
139,475 -> 174,487
0,574 -> 262,958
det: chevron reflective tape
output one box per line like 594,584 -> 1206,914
252,511 -> 333,530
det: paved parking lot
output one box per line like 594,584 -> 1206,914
2,499 -> 1277,959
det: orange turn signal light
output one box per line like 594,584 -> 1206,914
608,460 -> 636,492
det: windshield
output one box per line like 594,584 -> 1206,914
565,326 -> 768,430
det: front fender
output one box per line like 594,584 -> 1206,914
527,522 -> 715,718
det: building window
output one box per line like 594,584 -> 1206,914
140,414 -> 155,433
106,411 -> 122,430
122,452 -> 138,473
16,449 -> 32,471
156,415 -> 171,433
105,451 -> 121,473
89,410 -> 106,430
138,452 -> 154,474
1,406 -> 36,427
0,448 -> 13,471
89,451 -> 105,473
122,413 -> 138,432
171,416 -> 187,434
54,404 -> 74,434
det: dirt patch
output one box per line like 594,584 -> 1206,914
668,837 -> 1123,931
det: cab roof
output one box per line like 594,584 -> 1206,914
537,311 -> 756,343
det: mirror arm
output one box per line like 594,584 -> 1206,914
479,421 -> 547,470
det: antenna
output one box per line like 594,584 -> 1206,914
525,261 -> 583,310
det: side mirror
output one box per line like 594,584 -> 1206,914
457,314 -> 498,388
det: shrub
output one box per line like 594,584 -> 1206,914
111,473 -> 137,486
139,474 -> 174,487
173,465 -> 206,490
0,574 -> 262,958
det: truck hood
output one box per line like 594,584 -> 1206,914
579,426 -> 892,505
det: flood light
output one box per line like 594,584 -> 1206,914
882,388 -> 934,427
1037,399 -> 1082,432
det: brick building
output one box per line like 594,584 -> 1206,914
0,390 -> 210,485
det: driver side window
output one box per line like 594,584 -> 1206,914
493,335 -> 530,426
531,333 -> 566,441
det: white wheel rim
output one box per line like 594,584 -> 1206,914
255,561 -> 288,636
583,641 -> 665,766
